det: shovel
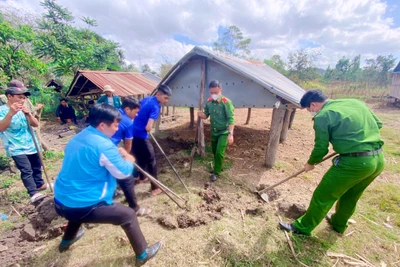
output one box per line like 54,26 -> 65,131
25,114 -> 53,193
149,133 -> 190,194
259,152 -> 337,202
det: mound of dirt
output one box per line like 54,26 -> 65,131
156,187 -> 226,229
278,202 -> 307,219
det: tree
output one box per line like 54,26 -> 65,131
139,64 -> 156,75
159,63 -> 173,78
0,19 -> 48,87
81,16 -> 98,28
34,0 -> 124,76
362,54 -> 397,85
213,25 -> 251,57
264,55 -> 287,76
287,49 -> 320,81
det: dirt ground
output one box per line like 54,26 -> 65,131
0,105 -> 399,267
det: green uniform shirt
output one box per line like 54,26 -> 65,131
308,99 -> 384,165
204,95 -> 234,135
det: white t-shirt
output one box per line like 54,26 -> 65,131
107,97 -> 114,106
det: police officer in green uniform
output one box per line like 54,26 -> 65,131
198,80 -> 235,182
279,89 -> 385,236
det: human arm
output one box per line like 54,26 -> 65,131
99,145 -> 134,179
306,116 -> 330,168
369,110 -> 383,129
96,95 -> 105,104
198,103 -> 209,119
145,105 -> 160,132
21,106 -> 39,127
55,105 -> 61,118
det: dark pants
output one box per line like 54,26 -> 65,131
12,153 -> 44,196
132,137 -> 158,190
54,200 -> 148,255
116,176 -> 139,212
60,113 -> 77,124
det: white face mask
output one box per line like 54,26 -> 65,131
310,106 -> 318,117
211,94 -> 219,101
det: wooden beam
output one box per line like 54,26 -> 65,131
172,106 -> 176,115
245,108 -> 252,125
161,106 -> 165,117
265,108 -> 286,168
289,108 -> 296,129
166,106 -> 169,116
198,58 -> 206,156
189,107 -> 194,128
279,109 -> 292,144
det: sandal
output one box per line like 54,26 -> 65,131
136,177 -> 149,184
136,207 -> 152,217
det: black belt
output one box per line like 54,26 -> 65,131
340,148 -> 382,157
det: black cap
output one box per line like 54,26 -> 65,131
6,79 -> 31,96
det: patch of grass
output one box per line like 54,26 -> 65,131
0,220 -> 14,235
43,150 -> 64,161
192,143 -> 233,171
0,154 -> 10,170
2,190 -> 30,203
0,176 -> 15,189
274,161 -> 287,171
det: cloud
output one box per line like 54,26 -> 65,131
1,0 -> 399,69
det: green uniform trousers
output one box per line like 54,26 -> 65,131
211,133 -> 228,175
293,153 -> 385,235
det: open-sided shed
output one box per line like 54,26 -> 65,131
390,61 -> 400,100
156,46 -> 306,168
66,70 -> 161,102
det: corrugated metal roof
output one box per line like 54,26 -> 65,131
158,46 -> 305,106
393,62 -> 400,73
67,70 -> 161,97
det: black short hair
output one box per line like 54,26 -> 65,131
60,98 -> 68,102
88,100 -> 95,105
300,89 -> 328,108
122,96 -> 140,109
209,80 -> 221,89
89,104 -> 122,127
157,85 -> 172,96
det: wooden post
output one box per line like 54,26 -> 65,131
265,108 -> 286,168
288,108 -> 296,129
173,106 -> 176,115
189,107 -> 194,128
280,109 -> 292,144
166,106 -> 169,116
245,108 -> 252,125
198,58 -> 206,156
154,111 -> 161,133
161,106 -> 165,117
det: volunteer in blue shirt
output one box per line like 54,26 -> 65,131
132,85 -> 172,196
110,97 -> 150,216
54,104 -> 161,266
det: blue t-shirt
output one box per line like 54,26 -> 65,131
0,105 -> 39,157
132,96 -> 160,139
110,109 -> 133,146
54,126 -> 134,208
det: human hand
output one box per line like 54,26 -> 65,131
21,106 -> 30,115
197,111 -> 205,119
8,102 -> 23,116
228,134 -> 234,145
304,163 -> 315,172
118,147 -> 135,163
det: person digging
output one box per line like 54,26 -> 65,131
0,80 -> 49,203
109,97 -> 150,216
131,85 -> 172,196
54,104 -> 161,266
279,89 -> 385,236
198,80 -> 235,182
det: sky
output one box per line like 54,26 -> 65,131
1,0 -> 400,71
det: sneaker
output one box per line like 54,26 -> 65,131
210,174 -> 219,182
59,228 -> 85,253
135,242 -> 162,267
30,193 -> 46,203
278,222 -> 308,235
